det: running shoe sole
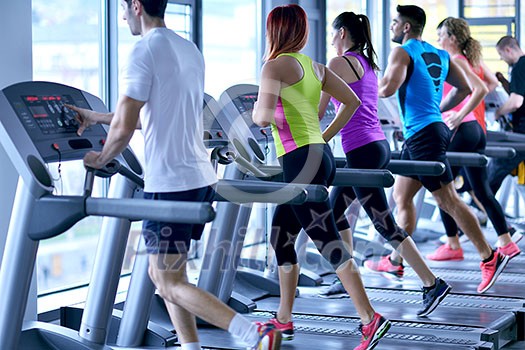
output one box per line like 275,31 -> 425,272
281,332 -> 294,341
319,292 -> 348,299
365,319 -> 391,350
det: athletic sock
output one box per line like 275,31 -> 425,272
181,342 -> 201,350
228,313 -> 259,347
389,256 -> 402,266
482,250 -> 495,263
423,282 -> 436,291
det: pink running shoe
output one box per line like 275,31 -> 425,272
266,315 -> 294,341
364,255 -> 404,280
497,241 -> 521,259
354,312 -> 391,350
250,323 -> 282,350
426,244 -> 464,261
478,251 -> 510,293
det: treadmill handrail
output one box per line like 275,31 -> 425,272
390,150 -> 488,167
256,165 -> 394,188
86,197 -> 215,223
28,195 -> 215,241
487,130 -> 525,143
388,160 -> 445,176
334,157 -> 445,176
487,141 -> 525,152
484,146 -> 516,159
333,168 -> 394,187
214,179 -> 310,204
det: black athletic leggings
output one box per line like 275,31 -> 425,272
330,140 -> 408,246
441,121 -> 508,237
271,144 -> 353,269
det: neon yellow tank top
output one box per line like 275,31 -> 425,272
271,53 -> 325,157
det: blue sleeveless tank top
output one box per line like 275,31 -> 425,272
397,39 -> 450,139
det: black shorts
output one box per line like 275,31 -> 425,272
400,122 -> 454,192
142,185 -> 215,254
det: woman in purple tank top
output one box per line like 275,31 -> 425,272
319,13 -> 450,315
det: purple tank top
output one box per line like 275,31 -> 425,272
330,52 -> 385,153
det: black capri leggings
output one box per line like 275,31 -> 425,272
330,140 -> 408,246
441,121 -> 508,237
271,144 -> 353,269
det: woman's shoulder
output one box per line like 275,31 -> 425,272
452,53 -> 469,61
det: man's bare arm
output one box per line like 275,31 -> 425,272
379,47 -> 410,97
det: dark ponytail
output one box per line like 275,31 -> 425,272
332,12 -> 380,71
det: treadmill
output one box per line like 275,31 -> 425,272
189,84 -> 519,350
0,81 -> 216,350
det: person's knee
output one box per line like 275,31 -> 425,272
434,189 -> 460,214
153,271 -> 187,300
394,193 -> 413,211
319,241 -> 353,270
381,227 -> 408,248
148,256 -> 187,299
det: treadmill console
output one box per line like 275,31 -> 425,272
20,94 -> 79,134
377,95 -> 402,130
318,96 -> 400,134
229,92 -> 272,142
485,87 -> 509,125
203,93 -> 229,148
3,82 -> 107,162
320,101 -> 337,131
485,87 -> 508,112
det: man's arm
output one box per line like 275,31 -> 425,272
497,62 -> 525,117
440,59 -> 472,113
496,93 -> 524,117
84,95 -> 144,169
378,47 -> 410,97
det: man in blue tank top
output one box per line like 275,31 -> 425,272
370,4 -> 510,294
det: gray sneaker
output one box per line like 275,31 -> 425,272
319,278 -> 347,298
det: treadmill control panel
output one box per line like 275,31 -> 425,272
203,94 -> 229,148
231,93 -> 272,142
21,95 -> 79,133
3,82 -> 107,162
320,101 -> 337,131
377,95 -> 402,130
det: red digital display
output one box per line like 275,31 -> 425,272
42,96 -> 61,101
25,95 -> 62,102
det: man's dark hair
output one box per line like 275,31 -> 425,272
125,0 -> 168,19
397,5 -> 426,35
496,36 -> 520,50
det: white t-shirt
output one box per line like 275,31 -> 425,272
120,27 -> 217,193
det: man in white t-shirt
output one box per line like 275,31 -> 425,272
68,1 -> 281,349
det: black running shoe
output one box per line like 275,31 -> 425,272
417,277 -> 451,317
